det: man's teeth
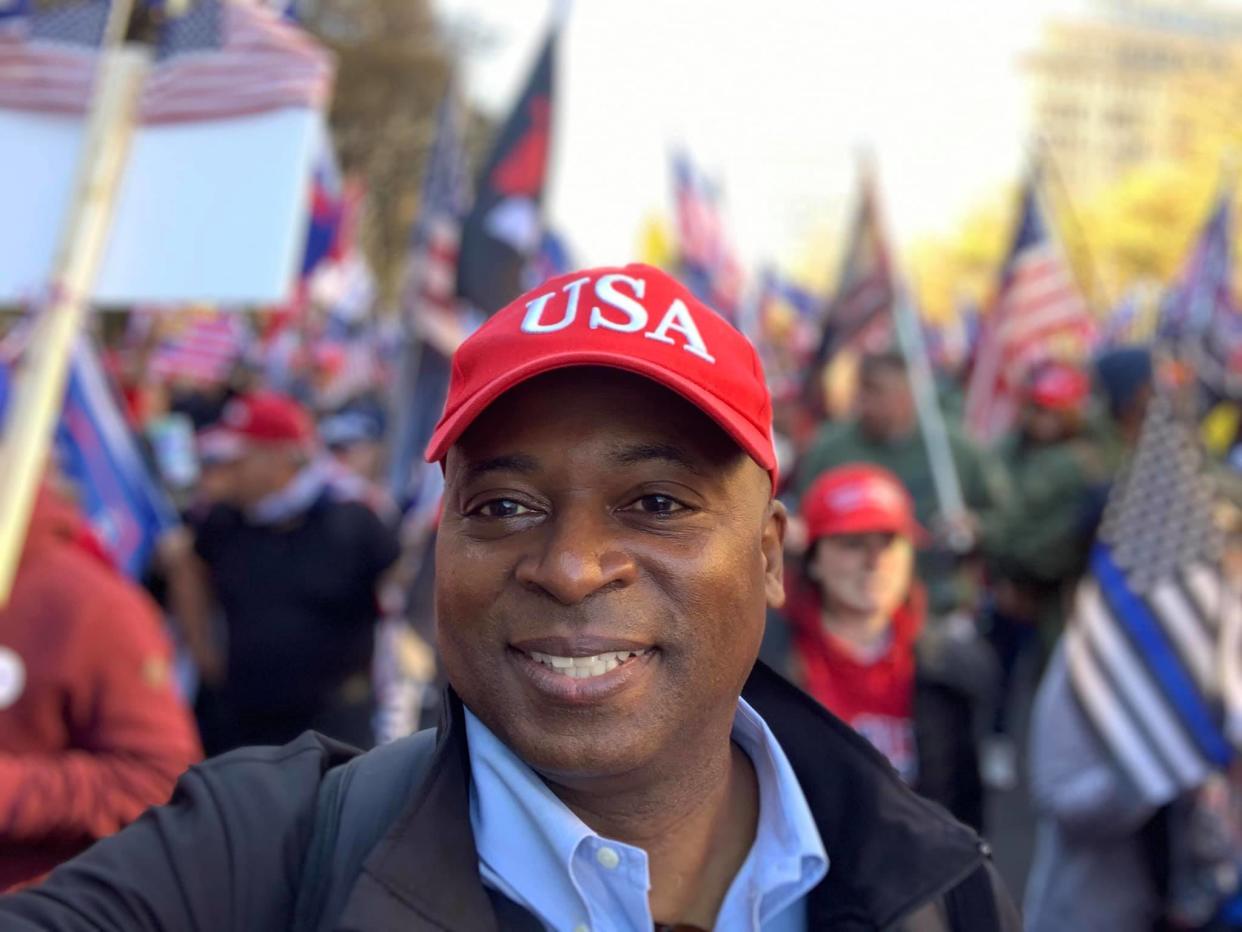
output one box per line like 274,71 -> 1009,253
527,650 -> 642,678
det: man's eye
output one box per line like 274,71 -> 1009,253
474,499 -> 534,518
629,494 -> 687,516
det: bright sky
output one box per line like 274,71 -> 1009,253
434,0 -> 1085,280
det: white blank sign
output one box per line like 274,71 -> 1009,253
0,106 -> 319,306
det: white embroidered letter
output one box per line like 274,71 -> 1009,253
589,274 -> 648,333
520,276 -> 591,333
645,299 -> 716,362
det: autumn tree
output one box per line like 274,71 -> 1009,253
300,0 -> 492,307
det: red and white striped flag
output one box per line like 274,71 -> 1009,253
964,176 -> 1096,443
149,307 -> 251,384
0,0 -> 331,124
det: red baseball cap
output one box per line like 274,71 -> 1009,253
424,264 -> 778,487
1027,361 -> 1090,412
801,464 -> 926,544
196,426 -> 245,464
216,391 -> 315,448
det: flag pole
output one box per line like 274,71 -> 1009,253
0,0 -> 148,604
892,279 -> 970,550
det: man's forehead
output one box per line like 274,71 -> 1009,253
454,439 -> 712,482
445,368 -> 766,492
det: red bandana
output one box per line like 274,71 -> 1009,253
786,579 -> 926,782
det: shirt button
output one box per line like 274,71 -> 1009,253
595,846 -> 621,870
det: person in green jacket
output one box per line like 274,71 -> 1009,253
977,360 -> 1111,787
795,351 -> 1011,616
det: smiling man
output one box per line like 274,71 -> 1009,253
0,265 -> 1017,931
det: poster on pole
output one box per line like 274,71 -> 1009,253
0,106 -> 321,306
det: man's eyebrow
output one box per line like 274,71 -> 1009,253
461,453 -> 540,482
608,442 -> 704,475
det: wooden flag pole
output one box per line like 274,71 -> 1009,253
0,0 -> 147,604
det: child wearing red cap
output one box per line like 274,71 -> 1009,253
768,463 -> 985,829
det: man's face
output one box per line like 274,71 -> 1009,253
232,445 -> 294,507
810,532 -> 913,618
1021,404 -> 1069,445
856,365 -> 915,441
437,368 -> 785,781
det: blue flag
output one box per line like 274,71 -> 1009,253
0,339 -> 177,578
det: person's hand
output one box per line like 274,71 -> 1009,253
932,509 -> 978,554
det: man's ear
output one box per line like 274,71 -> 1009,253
762,498 -> 787,609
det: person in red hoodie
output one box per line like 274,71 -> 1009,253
0,484 -> 202,890
766,463 -> 987,828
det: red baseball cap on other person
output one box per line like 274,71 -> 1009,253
216,391 -> 315,448
801,464 -> 926,544
423,263 -> 778,488
1026,361 -> 1090,412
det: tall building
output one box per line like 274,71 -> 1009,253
1024,0 -> 1242,199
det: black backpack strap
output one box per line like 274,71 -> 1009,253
292,728 -> 439,932
942,861 -> 1004,931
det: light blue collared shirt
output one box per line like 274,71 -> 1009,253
466,698 -> 828,932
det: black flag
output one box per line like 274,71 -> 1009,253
456,28 -> 557,315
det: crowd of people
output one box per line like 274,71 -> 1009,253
0,261 -> 1238,930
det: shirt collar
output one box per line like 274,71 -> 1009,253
465,697 -> 828,930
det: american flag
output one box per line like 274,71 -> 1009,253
964,175 -> 1095,443
0,0 -> 107,115
1065,392 -> 1238,807
1161,187 -> 1242,398
386,87 -> 473,506
402,88 -> 472,356
797,166 -> 896,423
671,151 -> 744,321
149,307 -> 251,384
0,0 -> 332,124
816,167 -> 895,358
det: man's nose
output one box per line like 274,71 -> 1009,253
514,506 -> 637,605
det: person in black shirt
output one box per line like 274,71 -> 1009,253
168,391 -> 400,755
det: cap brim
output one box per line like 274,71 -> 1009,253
197,428 -> 245,463
424,351 -> 776,481
810,512 -> 930,546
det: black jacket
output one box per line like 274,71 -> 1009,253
0,663 -> 1018,931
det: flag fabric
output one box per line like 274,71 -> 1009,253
456,27 -> 556,315
526,228 -> 575,290
0,0 -> 28,21
0,0 -> 332,123
403,88 -> 473,356
1161,188 -> 1242,398
149,308 -> 251,384
0,0 -> 107,115
388,87 -> 474,505
301,134 -> 346,279
1065,392 -> 1238,807
0,335 -> 178,578
964,174 -> 1095,444
671,152 -> 744,321
751,267 -> 822,402
143,0 -> 332,124
817,167 -> 896,357
799,166 -> 896,420
58,340 -> 179,577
